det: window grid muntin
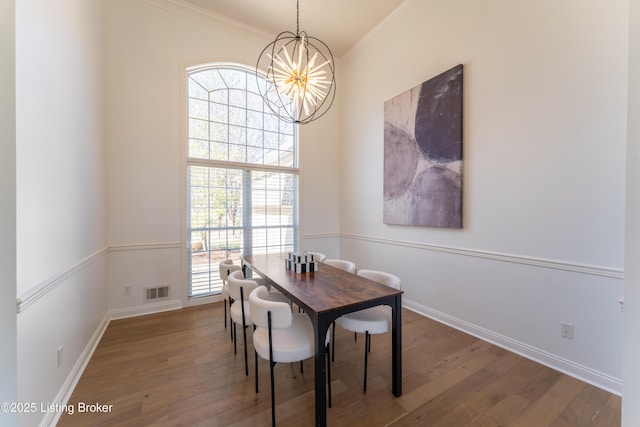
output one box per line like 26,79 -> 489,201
187,68 -> 296,168
187,65 -> 298,298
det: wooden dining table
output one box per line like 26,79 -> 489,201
241,253 -> 403,427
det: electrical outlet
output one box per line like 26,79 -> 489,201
124,286 -> 132,295
57,346 -> 63,367
560,322 -> 574,339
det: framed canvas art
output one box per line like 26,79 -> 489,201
383,64 -> 463,228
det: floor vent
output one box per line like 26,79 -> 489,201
144,286 -> 170,302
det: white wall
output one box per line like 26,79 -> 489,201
0,0 -> 18,425
104,0 -> 341,314
623,0 -> 640,423
16,0 -> 107,296
15,0 -> 108,425
339,0 -> 627,392
299,102 -> 342,257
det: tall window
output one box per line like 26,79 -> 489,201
186,64 -> 298,298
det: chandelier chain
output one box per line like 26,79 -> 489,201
296,0 -> 300,36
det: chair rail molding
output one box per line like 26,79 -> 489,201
16,246 -> 109,313
16,242 -> 182,313
340,233 -> 624,280
303,232 -> 341,240
108,241 -> 182,252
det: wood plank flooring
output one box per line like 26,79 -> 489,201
57,303 -> 620,426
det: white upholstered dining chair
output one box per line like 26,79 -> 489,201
249,286 -> 331,426
323,258 -> 356,274
334,269 -> 401,393
219,259 -> 242,340
306,251 -> 327,262
228,269 -> 260,376
228,269 -> 292,376
323,258 -> 357,361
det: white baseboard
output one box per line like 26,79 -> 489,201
403,299 -> 623,396
40,312 -> 111,427
108,298 -> 183,321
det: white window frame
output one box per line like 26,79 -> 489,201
181,62 -> 299,304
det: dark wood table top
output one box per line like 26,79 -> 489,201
242,253 -> 403,316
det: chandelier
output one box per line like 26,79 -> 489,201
256,0 -> 336,125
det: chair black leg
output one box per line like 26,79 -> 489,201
229,297 -> 235,341
300,360 -> 304,374
363,331 -> 369,394
355,331 -> 358,341
233,323 -> 237,354
326,344 -> 332,408
255,350 -> 259,394
224,299 -> 227,329
240,287 -> 249,376
268,311 -> 276,427
242,324 -> 249,376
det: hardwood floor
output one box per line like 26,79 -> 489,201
57,303 -> 620,427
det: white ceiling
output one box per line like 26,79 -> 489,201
182,0 -> 407,57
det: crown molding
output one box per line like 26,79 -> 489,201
140,0 -> 274,43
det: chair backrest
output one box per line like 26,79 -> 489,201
307,251 -> 327,262
324,259 -> 356,274
357,269 -> 401,290
228,269 -> 259,301
249,286 -> 293,329
219,259 -> 241,281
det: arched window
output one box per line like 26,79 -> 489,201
186,64 -> 298,298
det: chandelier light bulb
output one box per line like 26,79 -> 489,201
269,35 -> 331,117
256,2 -> 336,124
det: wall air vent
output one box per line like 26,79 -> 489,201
144,286 -> 170,303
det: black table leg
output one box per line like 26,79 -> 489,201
391,295 -> 402,397
311,315 -> 329,427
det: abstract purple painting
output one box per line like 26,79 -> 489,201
383,64 -> 463,228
